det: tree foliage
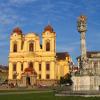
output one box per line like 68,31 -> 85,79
60,73 -> 73,85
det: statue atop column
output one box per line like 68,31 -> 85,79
77,15 -> 89,75
72,15 -> 99,91
77,15 -> 87,32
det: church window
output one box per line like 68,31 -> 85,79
46,41 -> 50,51
29,62 -> 33,68
13,63 -> 16,71
21,63 -> 23,71
39,63 -> 41,71
29,42 -> 34,52
46,74 -> 50,79
13,43 -> 17,52
46,63 -> 50,71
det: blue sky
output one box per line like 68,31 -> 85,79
0,0 -> 100,65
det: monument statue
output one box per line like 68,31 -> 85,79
72,15 -> 100,91
77,15 -> 89,75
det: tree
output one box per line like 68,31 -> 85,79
60,73 -> 73,85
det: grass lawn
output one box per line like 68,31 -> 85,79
0,88 -> 51,93
0,92 -> 100,100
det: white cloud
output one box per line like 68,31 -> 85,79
0,4 -> 28,26
9,0 -> 38,4
57,41 -> 80,53
57,45 -> 75,53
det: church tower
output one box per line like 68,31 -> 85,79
42,25 -> 56,53
9,27 -> 23,80
42,25 -> 56,80
10,27 -> 23,53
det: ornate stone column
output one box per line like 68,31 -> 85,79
77,15 -> 89,75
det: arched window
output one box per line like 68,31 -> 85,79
13,63 -> 16,71
29,42 -> 34,52
21,63 -> 23,71
46,74 -> 50,79
29,62 -> 33,68
46,63 -> 50,71
13,43 -> 17,52
46,41 -> 50,51
39,63 -> 41,71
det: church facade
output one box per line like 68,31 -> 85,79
8,25 -> 71,86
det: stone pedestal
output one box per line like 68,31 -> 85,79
72,75 -> 100,91
20,75 -> 27,87
30,75 -> 37,86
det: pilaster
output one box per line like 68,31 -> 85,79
10,41 -> 13,52
17,62 -> 21,79
34,62 -> 39,75
50,61 -> 55,79
42,62 -> 46,79
23,61 -> 28,70
8,62 -> 13,79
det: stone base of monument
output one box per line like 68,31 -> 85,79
55,75 -> 100,97
72,75 -> 100,91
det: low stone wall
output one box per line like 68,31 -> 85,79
8,79 -> 58,87
55,90 -> 100,97
8,80 -> 21,86
36,79 -> 58,86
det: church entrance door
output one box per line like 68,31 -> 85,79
26,76 -> 31,85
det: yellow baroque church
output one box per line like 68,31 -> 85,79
8,25 -> 71,86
